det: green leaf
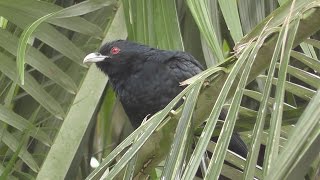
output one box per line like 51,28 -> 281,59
304,38 -> 320,50
282,64 -> 320,89
161,82 -> 202,179
258,75 -> 316,100
0,53 -> 65,119
218,0 -> 243,42
243,18 -> 284,179
37,65 -> 108,180
15,0 -> 115,84
153,0 -> 184,50
0,107 -> 41,177
123,0 -> 183,50
206,140 -> 263,179
186,0 -> 224,61
266,89 -> 320,179
263,12 -> 300,176
0,130 -> 39,173
205,24 -> 269,179
37,3 -> 126,179
0,105 -> 51,146
0,0 -> 105,37
243,89 -> 296,110
182,43 -> 254,179
291,50 -> 320,72
0,29 -> 78,94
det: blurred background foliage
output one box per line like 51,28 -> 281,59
0,0 -> 319,179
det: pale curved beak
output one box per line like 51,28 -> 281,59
83,53 -> 109,63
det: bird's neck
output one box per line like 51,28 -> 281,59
107,72 -> 130,96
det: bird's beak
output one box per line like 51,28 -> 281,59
83,53 -> 109,64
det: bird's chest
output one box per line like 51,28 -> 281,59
121,70 -> 180,105
114,63 -> 182,118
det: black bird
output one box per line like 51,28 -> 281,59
83,40 -> 247,157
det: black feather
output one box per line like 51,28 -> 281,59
92,40 -> 247,158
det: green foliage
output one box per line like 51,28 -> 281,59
0,0 -> 319,179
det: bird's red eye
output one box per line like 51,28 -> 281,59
111,47 -> 120,55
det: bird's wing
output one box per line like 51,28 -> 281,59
156,51 -> 204,83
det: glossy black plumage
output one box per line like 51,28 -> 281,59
86,40 -> 247,157
96,40 -> 203,128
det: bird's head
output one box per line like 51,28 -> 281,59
83,40 -> 152,76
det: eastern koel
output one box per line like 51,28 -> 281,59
83,40 -> 248,157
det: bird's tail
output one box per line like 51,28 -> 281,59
229,133 -> 248,158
